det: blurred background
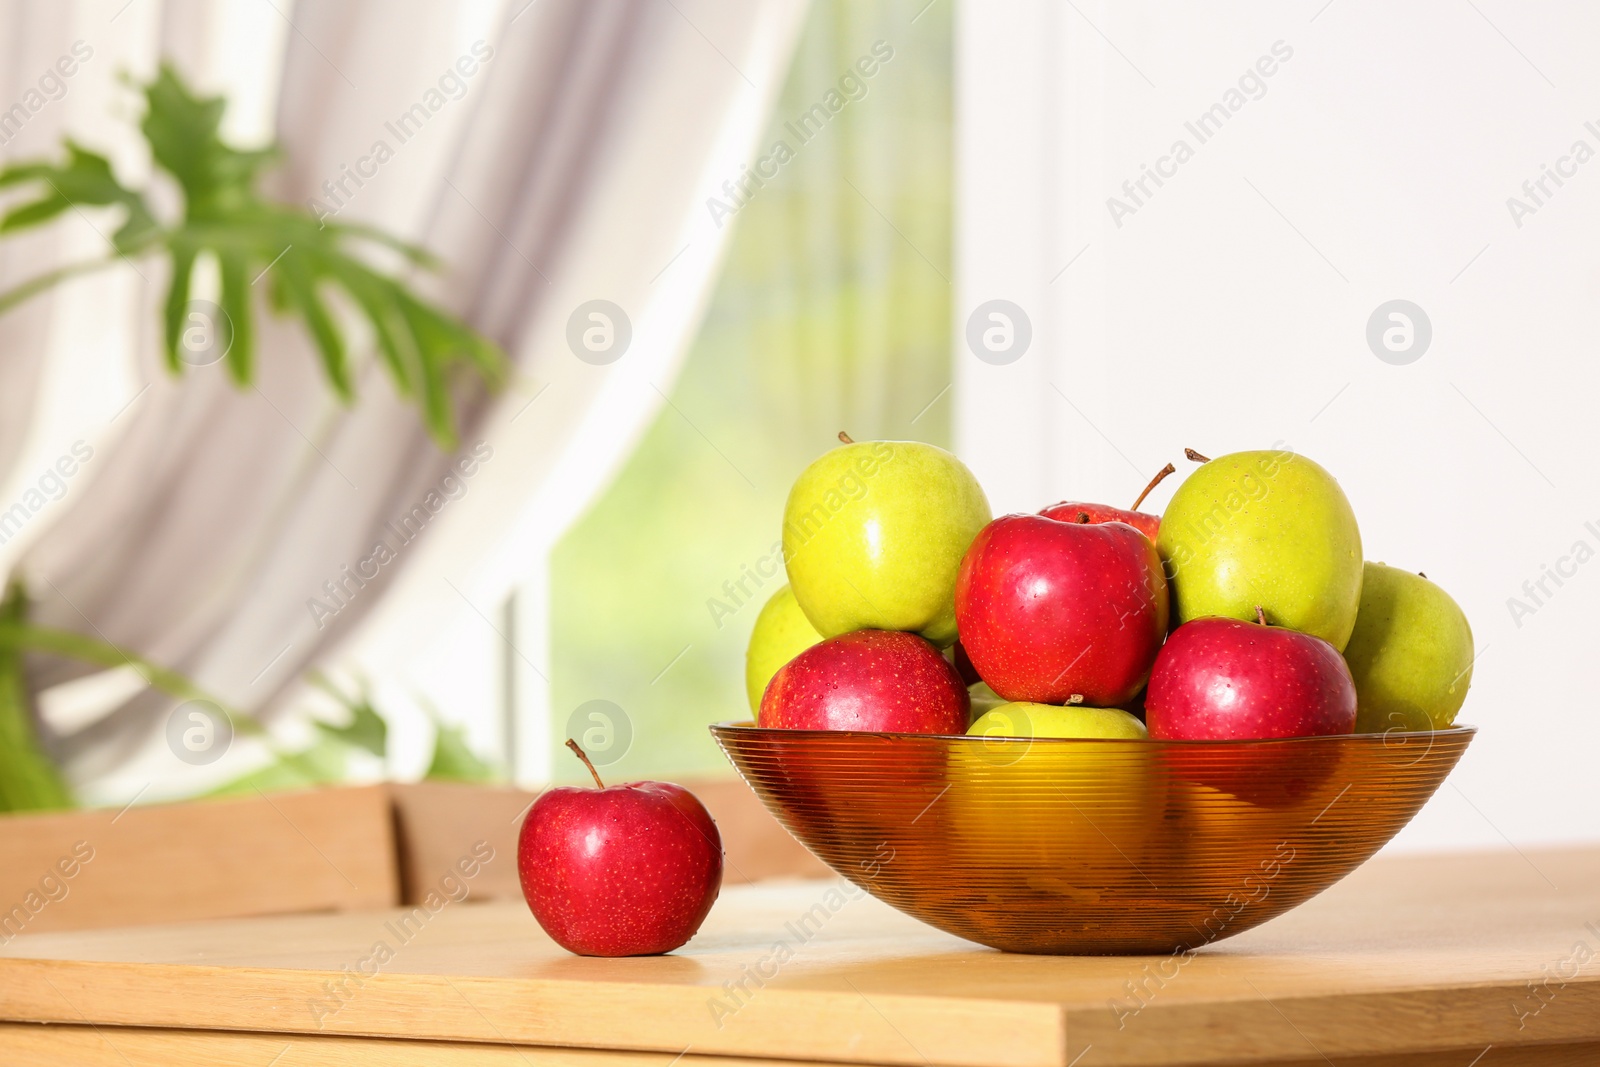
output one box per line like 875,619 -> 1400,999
0,0 -> 1594,855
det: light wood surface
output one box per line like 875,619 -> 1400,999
0,785 -> 396,936
0,1024 -> 851,1067
0,1024 -> 1595,1067
2,846 -> 1597,1067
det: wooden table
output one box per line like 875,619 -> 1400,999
1,846 -> 1597,1067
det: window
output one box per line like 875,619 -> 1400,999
549,0 -> 954,782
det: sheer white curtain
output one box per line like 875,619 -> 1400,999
0,0 -> 805,801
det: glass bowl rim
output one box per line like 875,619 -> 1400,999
710,720 -> 1476,747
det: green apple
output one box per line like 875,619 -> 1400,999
1344,562 -> 1474,732
1157,449 -> 1363,650
783,439 -> 990,647
968,701 -> 1148,741
743,585 -> 824,714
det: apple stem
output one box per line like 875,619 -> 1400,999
565,738 -> 606,788
1184,448 -> 1211,463
837,431 -> 854,444
1067,694 -> 1085,705
1130,462 -> 1176,511
1419,571 -> 1428,579
1254,606 -> 1268,626
1076,511 -> 1090,523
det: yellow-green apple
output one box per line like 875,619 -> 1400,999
954,514 -> 1168,706
782,438 -> 990,647
758,629 -> 969,733
1146,614 -> 1357,740
1157,450 -> 1363,650
1344,563 -> 1474,732
743,585 -> 823,714
944,701 -> 1164,878
969,701 -> 1148,740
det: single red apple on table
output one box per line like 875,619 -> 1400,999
1145,612 -> 1357,740
954,514 -> 1169,706
1039,462 -> 1175,541
759,629 -> 969,733
518,741 -> 722,957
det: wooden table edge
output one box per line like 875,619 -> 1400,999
0,957 -> 1065,1067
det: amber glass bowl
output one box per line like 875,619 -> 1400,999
711,721 -> 1474,954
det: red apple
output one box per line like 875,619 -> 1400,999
1146,614 -> 1357,740
759,629 -> 969,733
954,514 -> 1169,706
518,741 -> 722,956
1039,462 -> 1174,541
1040,501 -> 1161,541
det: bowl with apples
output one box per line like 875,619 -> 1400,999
715,437 -> 1476,955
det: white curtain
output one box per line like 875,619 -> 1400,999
0,0 -> 805,795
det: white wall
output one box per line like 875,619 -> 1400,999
957,0 -> 1600,851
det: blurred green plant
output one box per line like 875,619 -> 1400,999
207,680 -> 498,796
0,63 -> 508,814
0,63 -> 505,448
419,698 -> 499,783
0,583 -> 497,814
0,586 -> 73,812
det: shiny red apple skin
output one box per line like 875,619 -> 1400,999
1041,501 -> 1161,541
518,781 -> 722,957
1145,616 -> 1358,740
954,514 -> 1169,706
759,629 -> 969,733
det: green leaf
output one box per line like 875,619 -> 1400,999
321,219 -> 439,269
316,255 -> 417,396
204,735 -> 349,798
0,143 -> 157,253
394,288 -> 513,450
112,200 -> 161,254
0,162 -> 59,188
163,241 -> 197,372
218,249 -> 253,385
0,620 -> 243,719
278,251 -> 352,401
0,191 -> 72,233
315,709 -> 386,757
139,64 -> 274,215
421,701 -> 498,784
0,63 -> 510,447
309,675 -> 388,758
0,584 -> 74,813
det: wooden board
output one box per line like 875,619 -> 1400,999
1,846 -> 1597,1066
0,776 -> 822,944
0,785 -> 396,937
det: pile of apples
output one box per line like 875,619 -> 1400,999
750,436 -> 1474,746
